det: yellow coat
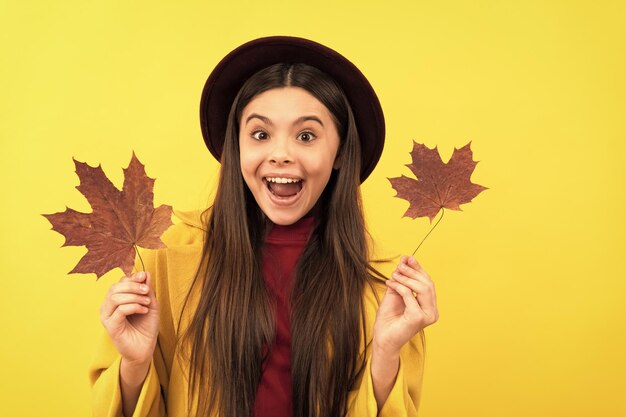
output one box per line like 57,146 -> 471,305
89,209 -> 425,417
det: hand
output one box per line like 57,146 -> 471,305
373,256 -> 439,354
100,271 -> 160,366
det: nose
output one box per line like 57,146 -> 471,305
268,137 -> 293,165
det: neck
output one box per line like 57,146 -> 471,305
265,214 -> 316,243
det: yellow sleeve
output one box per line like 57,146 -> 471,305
88,249 -> 168,417
347,332 -> 425,416
88,330 -> 167,417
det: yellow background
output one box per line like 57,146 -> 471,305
1,1 -> 624,416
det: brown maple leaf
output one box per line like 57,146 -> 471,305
43,152 -> 173,279
388,141 -> 488,223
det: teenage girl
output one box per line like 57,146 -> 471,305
90,36 -> 439,417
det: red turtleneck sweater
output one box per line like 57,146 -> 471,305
253,215 -> 316,417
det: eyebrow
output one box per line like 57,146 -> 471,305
245,113 -> 324,128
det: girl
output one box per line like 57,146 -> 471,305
90,36 -> 439,417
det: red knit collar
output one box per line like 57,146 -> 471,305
266,215 -> 316,243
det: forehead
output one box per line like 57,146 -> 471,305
241,87 -> 332,121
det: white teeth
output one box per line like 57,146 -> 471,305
265,177 -> 302,184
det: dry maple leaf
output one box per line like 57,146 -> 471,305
43,152 -> 173,279
388,141 -> 488,223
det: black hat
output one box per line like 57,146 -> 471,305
199,35 -> 385,183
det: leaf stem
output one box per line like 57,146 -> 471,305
133,244 -> 146,272
412,208 -> 445,256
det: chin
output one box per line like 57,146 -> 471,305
263,209 -> 304,226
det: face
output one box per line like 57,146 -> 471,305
238,86 -> 341,225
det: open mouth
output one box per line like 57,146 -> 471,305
263,176 -> 304,199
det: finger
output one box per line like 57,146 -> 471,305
144,271 -> 153,295
132,271 -> 156,305
392,271 -> 430,294
384,279 -> 400,295
119,271 -> 144,283
101,292 -> 151,319
396,263 -> 427,282
103,280 -> 150,316
386,280 -> 425,320
108,281 -> 150,297
394,265 -> 432,296
132,271 -> 148,284
108,303 -> 150,324
395,256 -> 429,279
396,257 -> 438,322
103,271 -> 147,302
144,272 -> 158,304
407,255 -> 421,269
407,256 -> 433,281
391,271 -> 437,319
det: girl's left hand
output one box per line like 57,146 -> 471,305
373,256 -> 439,354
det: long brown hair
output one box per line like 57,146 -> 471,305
178,62 -> 390,417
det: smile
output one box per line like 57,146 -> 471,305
263,176 -> 305,206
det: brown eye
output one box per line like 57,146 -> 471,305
251,130 -> 268,140
298,131 -> 316,142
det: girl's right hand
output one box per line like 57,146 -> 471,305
100,271 -> 160,366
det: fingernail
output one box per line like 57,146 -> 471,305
140,284 -> 148,292
137,271 -> 145,279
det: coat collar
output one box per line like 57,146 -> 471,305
173,208 -> 208,232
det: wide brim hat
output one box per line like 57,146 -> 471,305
199,35 -> 385,183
